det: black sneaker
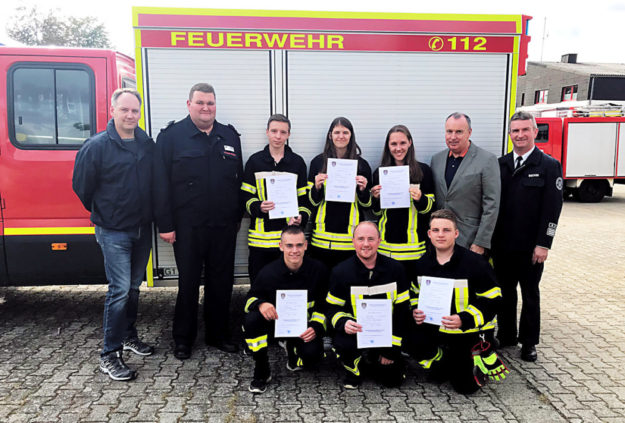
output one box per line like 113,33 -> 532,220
343,373 -> 361,390
99,350 -> 136,381
123,338 -> 154,356
249,374 -> 272,393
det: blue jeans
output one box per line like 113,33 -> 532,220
95,224 -> 152,355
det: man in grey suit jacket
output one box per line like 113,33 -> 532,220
430,113 -> 500,254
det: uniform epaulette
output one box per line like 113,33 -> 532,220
227,123 -> 241,136
160,120 -> 176,132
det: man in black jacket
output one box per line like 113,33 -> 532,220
153,83 -> 244,359
326,221 -> 411,389
407,209 -> 502,394
73,88 -> 154,381
243,226 -> 328,394
492,111 -> 563,362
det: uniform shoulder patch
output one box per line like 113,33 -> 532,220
227,123 -> 241,136
556,177 -> 563,191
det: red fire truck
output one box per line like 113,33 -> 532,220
522,101 -> 625,202
0,46 -> 135,285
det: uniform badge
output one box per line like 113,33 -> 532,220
546,222 -> 557,237
224,145 -> 235,152
556,177 -> 563,191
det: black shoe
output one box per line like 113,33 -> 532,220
285,343 -> 302,372
249,374 -> 272,393
123,338 -> 155,356
207,340 -> 239,353
99,350 -> 136,381
250,360 -> 271,394
174,344 -> 191,360
521,344 -> 537,362
343,372 -> 362,390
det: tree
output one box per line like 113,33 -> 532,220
6,6 -> 112,48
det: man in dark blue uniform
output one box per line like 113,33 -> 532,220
492,111 -> 563,362
153,83 -> 243,359
73,88 -> 154,381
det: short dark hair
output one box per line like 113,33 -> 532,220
446,112 -> 472,130
430,209 -> 458,229
111,88 -> 142,107
267,113 -> 291,131
510,111 -> 538,130
188,83 -> 216,101
281,225 -> 305,238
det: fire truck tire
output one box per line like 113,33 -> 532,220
576,180 -> 606,203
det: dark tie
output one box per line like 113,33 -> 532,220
515,156 -> 523,169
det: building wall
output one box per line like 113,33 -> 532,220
517,63 -> 590,106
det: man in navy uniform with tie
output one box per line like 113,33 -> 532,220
491,111 -> 563,362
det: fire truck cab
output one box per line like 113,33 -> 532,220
0,46 -> 135,285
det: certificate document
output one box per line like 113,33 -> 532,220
417,276 -> 455,326
275,289 -> 308,338
325,158 -> 357,203
266,173 -> 299,219
379,165 -> 410,209
356,298 -> 392,348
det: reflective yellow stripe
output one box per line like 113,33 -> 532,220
396,290 -> 410,304
248,229 -> 282,239
410,298 -> 419,307
326,293 -> 346,307
297,186 -> 307,196
312,231 -> 353,242
465,304 -> 484,327
246,198 -> 260,214
311,238 -> 354,251
419,347 -> 443,369
298,206 -> 311,216
308,181 -> 321,206
246,335 -> 268,352
241,182 -> 257,194
439,318 -> 497,334
379,210 -> 389,241
476,287 -> 502,299
407,204 -> 418,244
357,192 -> 372,207
4,227 -> 95,235
420,193 -> 435,214
378,249 -> 425,261
307,301 -> 315,309
245,297 -> 258,313
392,335 -> 402,347
343,356 -> 361,376
332,312 -> 353,327
310,312 -> 327,330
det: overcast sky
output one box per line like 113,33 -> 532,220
2,0 -> 625,64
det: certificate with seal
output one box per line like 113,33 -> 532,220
418,276 -> 455,326
325,158 -> 357,203
275,289 -> 307,338
356,298 -> 392,348
266,173 -> 299,219
379,165 -> 410,209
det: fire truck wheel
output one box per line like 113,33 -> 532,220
576,180 -> 607,203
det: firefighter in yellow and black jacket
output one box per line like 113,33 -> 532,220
406,209 -> 502,394
243,226 -> 329,394
326,221 -> 411,389
240,114 -> 311,284
308,117 -> 372,270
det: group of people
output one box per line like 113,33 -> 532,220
72,82 -> 564,396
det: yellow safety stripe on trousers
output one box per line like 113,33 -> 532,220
245,297 -> 258,313
465,304 -> 485,328
476,287 -> 502,299
311,237 -> 354,251
396,289 -> 410,304
439,318 -> 497,334
310,312 -> 327,330
343,356 -> 362,376
241,182 -> 257,194
332,311 -> 354,328
246,335 -> 268,352
245,198 -> 261,215
419,347 -> 443,369
392,335 -> 402,347
307,181 -> 321,207
326,292 -> 346,307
